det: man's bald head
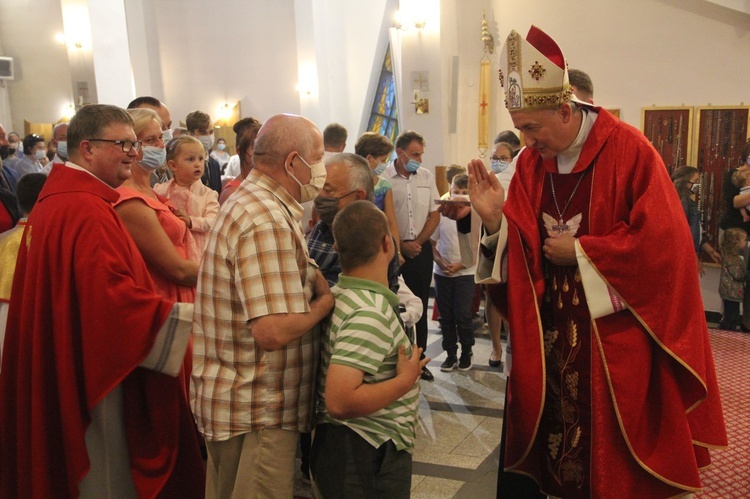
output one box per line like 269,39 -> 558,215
253,114 -> 323,168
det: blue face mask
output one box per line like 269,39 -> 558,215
56,141 -> 68,160
34,149 -> 46,161
491,159 -> 509,174
139,146 -> 167,172
373,161 -> 388,176
400,153 -> 421,173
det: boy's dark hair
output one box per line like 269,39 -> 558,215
333,200 -> 390,272
445,164 -> 466,185
186,111 -> 212,133
16,173 -> 47,215
452,173 -> 469,190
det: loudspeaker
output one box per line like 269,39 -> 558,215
0,57 -> 14,80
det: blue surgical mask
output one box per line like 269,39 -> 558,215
399,156 -> 419,173
139,146 -> 166,172
491,159 -> 509,174
34,149 -> 46,161
162,129 -> 173,142
373,161 -> 388,176
217,143 -> 226,151
56,141 -> 68,160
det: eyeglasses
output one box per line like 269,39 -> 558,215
491,156 -> 511,162
87,139 -> 142,153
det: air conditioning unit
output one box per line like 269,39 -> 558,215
0,57 -> 15,80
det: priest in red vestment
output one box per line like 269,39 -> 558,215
0,104 -> 204,498
465,27 -> 727,498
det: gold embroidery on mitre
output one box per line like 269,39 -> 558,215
528,61 -> 546,81
522,85 -> 573,110
507,31 -> 520,72
507,73 -> 523,110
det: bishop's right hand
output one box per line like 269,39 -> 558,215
467,159 -> 505,234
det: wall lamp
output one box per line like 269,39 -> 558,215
394,10 -> 426,31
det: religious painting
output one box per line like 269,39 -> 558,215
693,106 -> 750,258
641,106 -> 693,174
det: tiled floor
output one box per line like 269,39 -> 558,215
294,315 -> 736,498
294,302 -> 506,499
411,311 -> 505,499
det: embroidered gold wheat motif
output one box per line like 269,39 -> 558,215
567,319 -> 578,347
571,426 -> 581,448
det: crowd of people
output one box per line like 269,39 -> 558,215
0,24 -> 732,499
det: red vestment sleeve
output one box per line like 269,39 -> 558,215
0,166 -> 202,498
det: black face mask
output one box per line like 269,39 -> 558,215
313,195 -> 341,226
0,145 -> 9,160
313,191 -> 357,226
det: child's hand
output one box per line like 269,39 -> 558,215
444,262 -> 465,276
396,344 -> 429,386
172,208 -> 192,228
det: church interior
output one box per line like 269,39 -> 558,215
0,0 -> 749,497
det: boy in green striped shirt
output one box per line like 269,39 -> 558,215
310,200 -> 430,498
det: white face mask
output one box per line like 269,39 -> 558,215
198,134 -> 215,151
162,129 -> 173,143
34,149 -> 46,161
290,154 -> 326,203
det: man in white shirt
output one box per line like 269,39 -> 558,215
384,130 -> 440,380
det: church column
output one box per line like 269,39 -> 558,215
60,0 -> 135,110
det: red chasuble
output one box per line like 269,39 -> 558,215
0,165 -> 204,498
499,108 -> 727,497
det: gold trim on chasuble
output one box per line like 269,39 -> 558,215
577,237 -> 724,492
505,225 -> 547,470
